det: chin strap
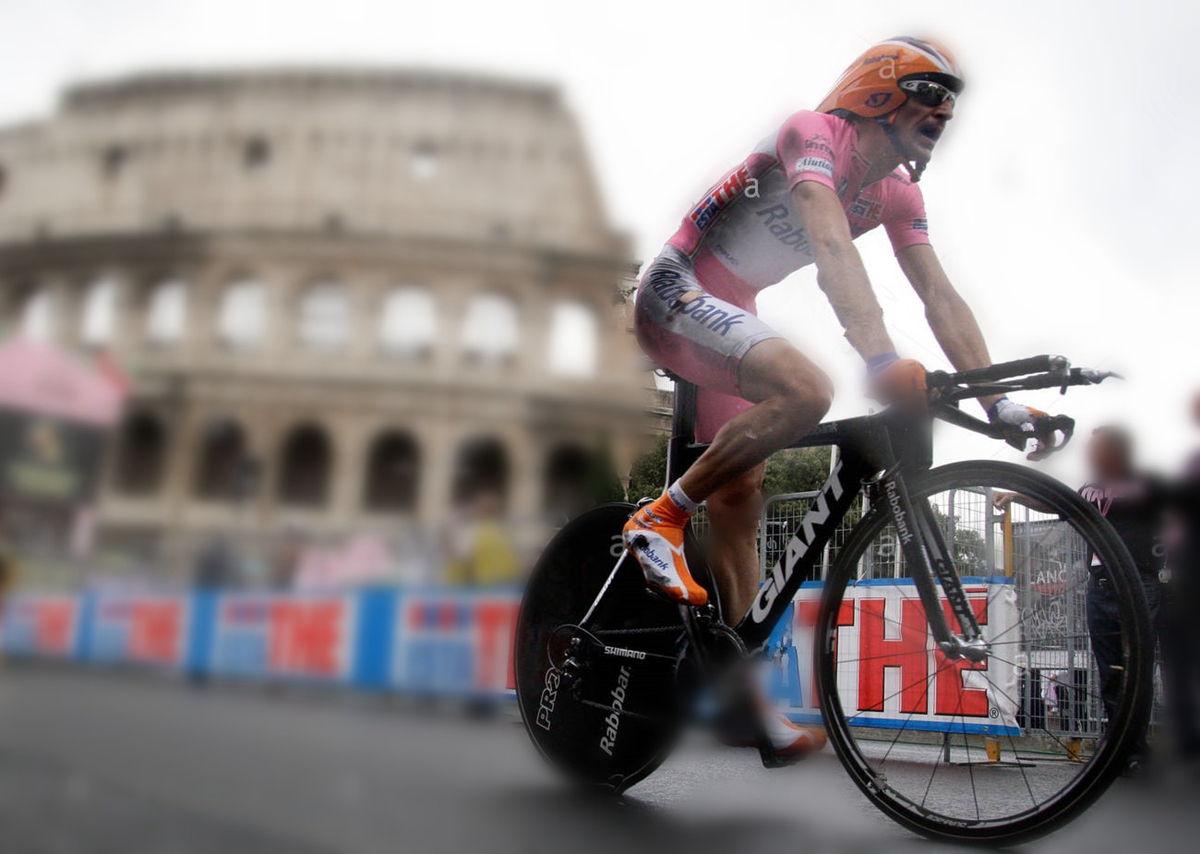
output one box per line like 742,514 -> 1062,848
877,116 -> 926,183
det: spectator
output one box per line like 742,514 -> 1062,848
191,536 -> 241,591
1162,394 -> 1200,763
1077,426 -> 1169,775
998,425 -> 1168,775
443,491 -> 520,587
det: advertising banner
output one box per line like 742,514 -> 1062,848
390,589 -> 519,697
86,592 -> 190,667
766,578 -> 1021,736
1,594 -> 81,657
208,592 -> 358,681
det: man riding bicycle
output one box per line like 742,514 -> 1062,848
624,36 -> 1056,760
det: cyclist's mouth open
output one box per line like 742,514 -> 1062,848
911,123 -> 944,158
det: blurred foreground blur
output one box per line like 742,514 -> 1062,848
1,665 -> 1199,854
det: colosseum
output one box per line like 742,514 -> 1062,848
0,69 -> 671,583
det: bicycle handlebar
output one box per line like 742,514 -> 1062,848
924,355 -> 1121,457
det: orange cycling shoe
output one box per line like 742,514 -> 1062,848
720,709 -> 827,762
622,494 -> 708,606
765,716 -> 827,762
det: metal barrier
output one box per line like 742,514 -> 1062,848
755,486 -> 1163,741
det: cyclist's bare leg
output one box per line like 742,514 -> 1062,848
706,464 -> 765,622
623,338 -> 830,608
679,338 -> 833,502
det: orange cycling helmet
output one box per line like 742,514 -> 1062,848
818,36 -> 963,181
818,36 -> 963,119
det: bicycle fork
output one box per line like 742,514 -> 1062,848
874,465 -> 988,663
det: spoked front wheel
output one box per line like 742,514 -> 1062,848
816,461 -> 1154,845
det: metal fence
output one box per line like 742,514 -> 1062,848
755,487 -> 1163,741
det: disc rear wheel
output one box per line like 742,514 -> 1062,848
514,504 -> 686,793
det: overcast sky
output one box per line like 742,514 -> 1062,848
1,0 -> 1195,482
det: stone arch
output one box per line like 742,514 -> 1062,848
112,411 -> 170,496
452,436 -> 510,507
296,279 -> 348,351
19,285 -> 54,340
216,277 -> 265,350
547,299 -> 598,377
461,292 -> 519,365
542,442 -> 592,517
380,285 -> 437,358
362,430 -> 421,513
276,422 -> 334,507
144,277 -> 187,345
193,418 -> 250,500
80,275 -> 118,346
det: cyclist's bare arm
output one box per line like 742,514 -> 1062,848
897,243 -> 1002,412
792,181 -> 895,361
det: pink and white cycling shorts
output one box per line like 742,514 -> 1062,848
634,246 -> 783,442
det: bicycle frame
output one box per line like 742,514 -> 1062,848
665,380 -> 985,657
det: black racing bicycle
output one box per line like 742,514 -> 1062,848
515,356 -> 1153,845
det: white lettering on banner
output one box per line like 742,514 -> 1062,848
766,580 -> 1021,735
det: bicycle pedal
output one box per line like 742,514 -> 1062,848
642,585 -> 679,606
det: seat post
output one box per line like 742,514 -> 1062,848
666,379 -> 698,485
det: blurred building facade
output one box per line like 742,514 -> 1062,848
0,69 -> 672,583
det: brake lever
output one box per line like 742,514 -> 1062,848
1005,414 -> 1076,458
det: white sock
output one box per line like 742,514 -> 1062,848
666,480 -> 699,514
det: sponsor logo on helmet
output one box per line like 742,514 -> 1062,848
864,92 -> 892,109
863,52 -> 900,65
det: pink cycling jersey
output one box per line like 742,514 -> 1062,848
636,109 -> 934,443
665,110 -> 930,293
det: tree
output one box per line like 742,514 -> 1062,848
587,441 -> 627,505
625,435 -> 669,503
762,447 -> 831,497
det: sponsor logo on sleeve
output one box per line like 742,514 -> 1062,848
803,135 -> 834,158
794,156 -> 834,179
912,217 -> 928,232
849,195 -> 885,222
689,163 -> 752,231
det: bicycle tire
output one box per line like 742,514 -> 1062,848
515,503 -> 686,793
815,461 -> 1154,845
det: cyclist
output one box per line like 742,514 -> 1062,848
624,36 -> 1056,759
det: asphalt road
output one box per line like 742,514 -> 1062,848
0,665 -> 1195,854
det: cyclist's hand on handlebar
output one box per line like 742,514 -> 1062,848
868,355 -> 928,410
988,396 -> 1063,461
